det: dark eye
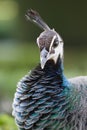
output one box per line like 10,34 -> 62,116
52,40 -> 59,48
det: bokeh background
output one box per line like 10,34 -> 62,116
0,0 -> 87,129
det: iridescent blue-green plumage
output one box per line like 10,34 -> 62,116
12,58 -> 87,130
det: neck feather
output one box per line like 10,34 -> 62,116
43,56 -> 64,76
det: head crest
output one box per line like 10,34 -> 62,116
25,9 -> 50,31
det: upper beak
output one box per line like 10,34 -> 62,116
40,48 -> 48,69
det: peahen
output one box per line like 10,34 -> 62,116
12,9 -> 87,130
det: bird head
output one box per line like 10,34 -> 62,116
37,29 -> 64,69
25,9 -> 64,69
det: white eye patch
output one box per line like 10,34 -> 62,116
49,35 -> 56,51
36,37 -> 40,47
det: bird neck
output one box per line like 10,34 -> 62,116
44,56 -> 64,76
43,57 -> 70,88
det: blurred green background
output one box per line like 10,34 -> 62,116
0,0 -> 87,129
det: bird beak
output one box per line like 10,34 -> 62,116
40,48 -> 48,69
40,49 -> 55,69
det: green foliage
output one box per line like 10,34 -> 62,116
0,114 -> 17,130
0,43 -> 39,98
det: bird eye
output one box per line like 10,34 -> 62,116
52,40 -> 59,48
